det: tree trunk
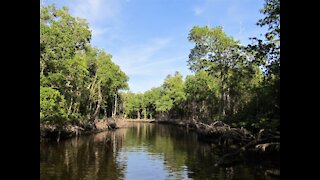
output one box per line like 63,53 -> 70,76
233,98 -> 237,116
103,103 -> 107,118
137,110 -> 140,119
72,103 -> 78,114
143,108 -> 147,119
75,91 -> 81,114
88,102 -> 92,115
220,72 -> 226,117
256,93 -> 259,115
226,87 -> 230,115
93,84 -> 102,120
40,60 -> 45,76
88,74 -> 98,117
202,100 -> 205,113
192,100 -> 195,120
67,98 -> 73,117
112,91 -> 118,118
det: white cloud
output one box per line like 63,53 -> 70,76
123,55 -> 186,76
238,21 -> 244,36
111,37 -> 192,92
63,0 -> 126,50
91,27 -> 110,37
192,0 -> 223,17
70,0 -> 123,23
112,38 -> 172,75
193,7 -> 204,16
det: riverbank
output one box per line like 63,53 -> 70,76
40,118 -> 129,142
156,118 -> 280,175
40,118 -> 279,177
124,118 -> 155,123
41,122 -> 279,179
40,118 -> 280,156
40,118 -> 158,142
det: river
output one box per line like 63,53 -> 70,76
40,123 -> 279,180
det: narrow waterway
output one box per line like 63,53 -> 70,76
40,123 -> 279,180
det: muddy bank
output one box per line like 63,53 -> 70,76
40,118 -> 129,142
156,118 -> 280,173
157,118 -> 279,147
124,118 -> 156,123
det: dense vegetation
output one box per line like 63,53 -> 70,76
40,5 -> 128,124
121,0 -> 280,131
40,0 -> 279,132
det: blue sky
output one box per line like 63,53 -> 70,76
43,0 -> 268,93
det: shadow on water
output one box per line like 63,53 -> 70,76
40,123 -> 279,180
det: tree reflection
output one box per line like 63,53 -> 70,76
40,130 -> 126,180
41,123 -> 279,180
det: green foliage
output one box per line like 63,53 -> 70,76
188,26 -> 240,74
40,86 -> 67,123
162,72 -> 186,105
143,87 -> 161,118
184,70 -> 220,122
155,94 -> 174,113
188,25 -> 248,119
178,0 -> 279,130
40,2 -> 279,131
121,72 -> 186,119
154,72 -> 186,117
121,92 -> 137,118
40,4 -> 91,76
121,0 -> 280,131
40,4 -> 128,124
185,70 -> 218,102
248,0 -> 280,77
238,0 -> 280,130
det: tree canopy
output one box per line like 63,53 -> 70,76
41,0 -> 279,131
40,4 -> 128,123
120,0 -> 280,131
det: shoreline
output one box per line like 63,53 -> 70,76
40,118 -> 129,142
124,118 -> 156,123
156,119 -> 279,170
156,119 -> 279,177
40,118 -> 279,176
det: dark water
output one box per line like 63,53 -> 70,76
40,123 -> 279,180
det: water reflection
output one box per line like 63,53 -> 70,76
40,123 -> 279,180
